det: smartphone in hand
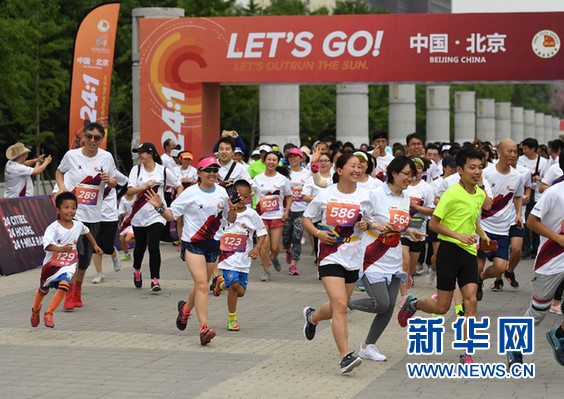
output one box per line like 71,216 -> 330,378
480,239 -> 498,253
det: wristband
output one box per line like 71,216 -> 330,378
230,206 -> 236,211
315,230 -> 320,238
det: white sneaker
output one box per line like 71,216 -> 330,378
261,271 -> 271,282
92,273 -> 104,284
358,343 -> 387,361
415,263 -> 425,276
426,267 -> 436,285
112,253 -> 121,272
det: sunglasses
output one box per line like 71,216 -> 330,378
84,133 -> 102,142
200,167 -> 219,173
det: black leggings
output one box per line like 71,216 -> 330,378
133,223 -> 164,279
96,221 -> 118,254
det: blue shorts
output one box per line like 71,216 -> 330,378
222,269 -> 248,290
509,224 -> 525,239
181,240 -> 220,263
477,233 -> 510,261
41,272 -> 72,291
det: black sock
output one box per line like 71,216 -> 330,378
555,326 -> 564,339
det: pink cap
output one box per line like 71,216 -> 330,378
197,156 -> 220,170
286,148 -> 303,158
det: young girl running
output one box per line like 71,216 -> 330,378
301,153 -> 374,374
146,157 -> 237,345
253,152 -> 292,281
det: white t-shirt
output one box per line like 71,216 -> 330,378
303,184 -> 373,270
518,154 -> 548,202
480,165 -> 524,235
217,208 -> 267,273
174,165 -> 198,186
288,167 -> 311,212
541,163 -> 563,187
531,182 -> 564,275
4,160 -> 33,198
374,153 -> 395,182
118,196 -> 134,235
101,170 -> 129,222
218,160 -> 252,184
357,175 -> 384,192
161,153 -> 177,192
302,175 -> 334,222
127,163 -> 180,227
405,180 -> 435,239
171,184 -> 229,242
363,184 -> 411,277
57,148 -> 117,223
422,160 -> 442,183
42,220 -> 89,285
252,172 -> 292,220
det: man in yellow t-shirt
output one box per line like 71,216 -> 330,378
398,148 -> 491,364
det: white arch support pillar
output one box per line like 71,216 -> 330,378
259,84 -> 300,148
495,102 -> 511,143
476,99 -> 495,142
389,84 -> 416,145
535,112 -> 545,145
454,91 -> 475,144
544,115 -> 553,142
510,107 -> 524,144
336,84 -> 369,147
523,110 -> 535,139
426,86 -> 450,143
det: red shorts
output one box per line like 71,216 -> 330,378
263,218 -> 285,229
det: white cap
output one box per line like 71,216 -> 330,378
258,145 -> 272,153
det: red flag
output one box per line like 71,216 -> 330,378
68,3 -> 120,150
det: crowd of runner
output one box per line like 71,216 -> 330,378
4,124 -> 564,374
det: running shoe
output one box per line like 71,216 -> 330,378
134,270 -> 142,289
289,265 -> 299,276
92,273 -> 104,284
506,350 -> 523,367
456,302 -> 465,318
546,328 -> 564,366
227,320 -> 239,331
151,278 -> 161,292
340,352 -> 362,374
426,267 -> 436,285
120,253 -> 131,261
414,263 -> 425,276
172,240 -> 180,246
43,312 -> 54,328
477,279 -> 483,301
431,294 -> 443,318
550,301 -> 563,315
261,271 -> 271,282
398,294 -> 417,327
176,300 -> 191,331
286,251 -> 292,264
209,275 -> 218,291
459,353 -> 474,364
358,343 -> 387,361
491,279 -> 503,292
112,252 -> 121,272
355,285 -> 366,292
271,256 -> 281,272
213,275 -> 225,296
303,307 -> 317,340
31,306 -> 41,328
504,271 -> 519,289
200,324 -> 216,345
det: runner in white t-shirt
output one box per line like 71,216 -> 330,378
478,140 -> 523,296
30,192 -> 101,328
399,157 -> 435,300
355,151 -> 384,192
4,142 -> 52,198
370,130 -> 394,182
252,152 -> 292,281
174,151 -> 198,189
540,160 -> 564,193
349,156 -> 426,363
302,153 -> 374,374
282,148 -> 311,276
118,192 -> 135,261
146,156 -> 237,346
127,143 -> 182,292
55,122 -> 117,310
506,181 -> 564,367
217,180 -> 267,331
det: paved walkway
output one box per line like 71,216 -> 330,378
0,242 -> 562,398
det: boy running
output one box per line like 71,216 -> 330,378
216,180 -> 267,331
398,148 -> 491,364
31,192 -> 102,328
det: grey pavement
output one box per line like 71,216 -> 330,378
1,241 -> 562,398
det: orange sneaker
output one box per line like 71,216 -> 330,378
31,307 -> 41,327
213,276 -> 225,297
43,312 -> 54,328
